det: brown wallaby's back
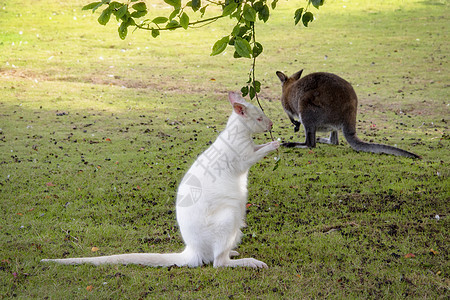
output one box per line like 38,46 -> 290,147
276,69 -> 420,159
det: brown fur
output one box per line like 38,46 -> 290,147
276,69 -> 420,159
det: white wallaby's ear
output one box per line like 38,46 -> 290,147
233,103 -> 247,117
228,92 -> 247,116
276,71 -> 288,83
228,91 -> 244,105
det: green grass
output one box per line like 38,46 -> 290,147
0,0 -> 449,298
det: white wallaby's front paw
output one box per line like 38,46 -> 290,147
270,141 -> 280,150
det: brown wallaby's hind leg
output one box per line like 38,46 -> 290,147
282,127 -> 316,148
305,128 -> 316,147
317,131 -> 339,145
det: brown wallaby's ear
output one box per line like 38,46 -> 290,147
292,69 -> 303,81
276,71 -> 288,83
233,103 -> 247,117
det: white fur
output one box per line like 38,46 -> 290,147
41,92 -> 279,268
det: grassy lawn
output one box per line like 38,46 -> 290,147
0,0 -> 448,298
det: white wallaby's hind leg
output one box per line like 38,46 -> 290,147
213,234 -> 265,268
213,254 -> 268,269
208,208 -> 267,268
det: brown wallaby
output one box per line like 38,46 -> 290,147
276,69 -> 420,159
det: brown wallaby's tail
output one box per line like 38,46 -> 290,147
41,247 -> 201,267
343,129 -> 421,159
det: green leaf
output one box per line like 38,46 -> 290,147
258,5 -> 269,22
98,8 -> 112,25
252,42 -> 263,58
126,17 -> 135,26
169,8 -> 180,20
235,25 -> 251,38
272,157 -> 281,171
231,5 -> 242,19
118,21 -> 128,39
166,20 -> 179,30
223,2 -> 237,16
164,0 -> 181,9
82,2 -> 102,12
192,0 -> 201,11
200,5 -> 208,17
211,36 -> 229,56
253,80 -> 261,93
151,28 -> 160,38
249,86 -> 256,99
231,24 -> 240,37
115,4 -> 128,18
241,86 -> 249,97
271,0 -> 278,10
132,2 -> 147,11
243,4 -> 256,22
180,12 -> 189,29
294,8 -> 303,25
311,0 -> 325,9
152,17 -> 168,24
253,1 -> 264,12
131,10 -> 147,18
109,1 -> 122,10
302,11 -> 314,27
234,37 -> 252,58
131,2 -> 144,11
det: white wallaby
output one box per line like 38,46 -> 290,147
41,92 -> 279,268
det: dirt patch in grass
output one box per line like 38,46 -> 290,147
0,68 -> 46,82
358,94 -> 449,118
0,67 -> 231,96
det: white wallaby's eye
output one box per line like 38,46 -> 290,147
257,117 -> 263,122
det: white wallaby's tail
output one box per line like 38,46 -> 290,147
41,248 -> 201,267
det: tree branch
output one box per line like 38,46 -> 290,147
205,0 -> 223,5
136,15 -> 226,31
